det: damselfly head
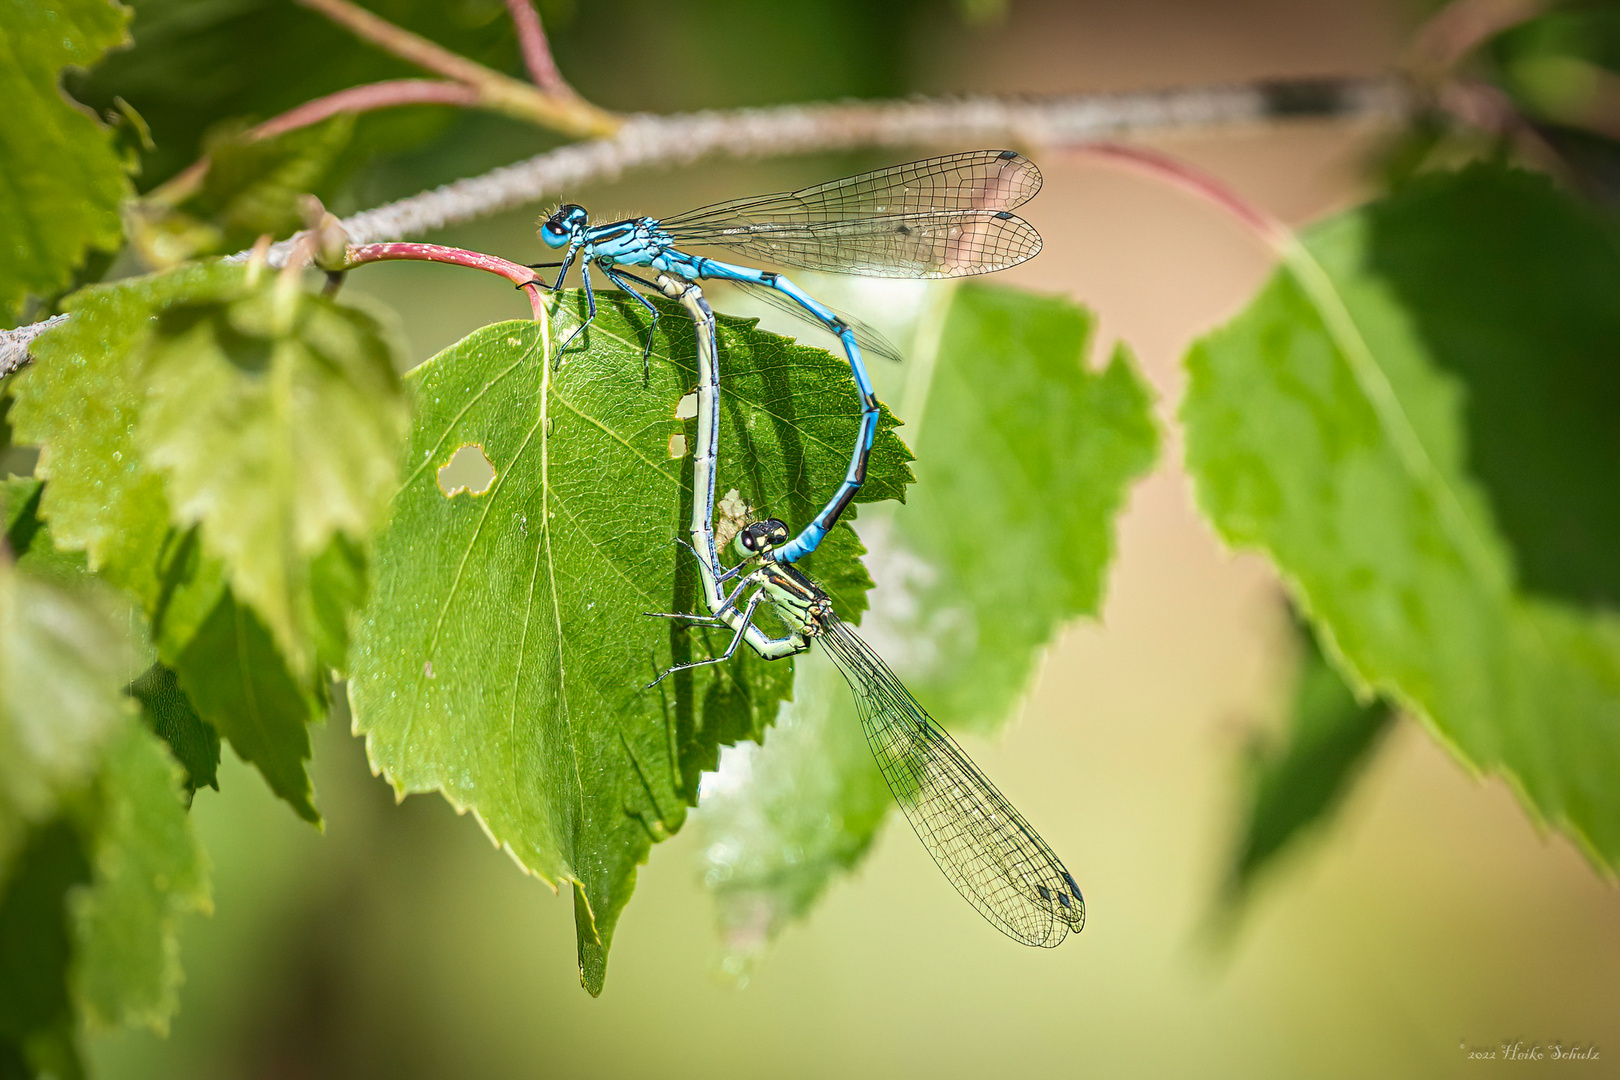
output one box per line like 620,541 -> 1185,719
734,518 -> 788,558
538,204 -> 589,248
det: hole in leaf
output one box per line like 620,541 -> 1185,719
674,392 -> 698,419
715,488 -> 752,551
437,444 -> 496,497
668,433 -> 687,458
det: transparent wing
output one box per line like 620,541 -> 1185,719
724,279 -> 905,363
659,151 -> 1043,278
820,618 -> 1084,947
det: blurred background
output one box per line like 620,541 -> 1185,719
85,0 -> 1620,1076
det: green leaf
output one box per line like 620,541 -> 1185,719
1491,7 -> 1620,130
0,557 -> 177,1074
0,725 -> 209,1074
127,663 -> 219,794
876,284 -> 1159,732
0,558 -> 144,873
309,533 -> 366,677
4,478 -> 89,583
1359,166 -> 1620,609
1217,614 -> 1393,918
0,0 -> 132,321
10,263 -> 244,606
3,478 -> 46,557
176,588 -> 320,822
9,262 -> 391,821
0,393 -> 25,478
148,537 -> 320,823
0,566 -> 207,1063
134,273 -> 407,678
700,283 -> 1159,968
198,114 -> 358,249
350,293 -> 911,994
0,820 -> 90,1080
700,649 -> 891,976
1183,163 -> 1620,868
68,718 -> 209,1034
3,478 -> 43,544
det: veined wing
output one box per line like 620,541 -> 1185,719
723,279 -> 905,363
670,212 -> 1041,280
819,617 -> 1084,947
659,151 -> 1043,278
663,150 -> 1041,225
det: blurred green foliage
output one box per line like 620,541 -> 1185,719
1216,613 -> 1394,921
10,263 -> 410,826
72,0 -> 519,190
1488,3 -> 1620,201
72,0 -> 941,205
1185,162 -> 1620,869
0,553 -> 207,1078
0,0 -> 132,323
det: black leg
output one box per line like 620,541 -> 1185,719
670,534 -> 752,593
610,269 -> 662,292
645,592 -> 766,688
601,266 -> 662,382
551,247 -> 578,292
644,610 -> 727,625
520,260 -> 563,292
672,535 -> 714,570
555,258 -> 597,364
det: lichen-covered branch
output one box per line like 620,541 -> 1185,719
1,314 -> 68,377
260,76 -> 1406,265
1,76 -> 1409,369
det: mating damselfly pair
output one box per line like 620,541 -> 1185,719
529,150 -> 1085,948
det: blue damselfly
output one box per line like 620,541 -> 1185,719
535,151 -> 1042,565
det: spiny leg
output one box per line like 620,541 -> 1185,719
644,610 -> 728,625
518,261 -> 560,297
601,265 -> 663,382
670,535 -> 756,596
646,592 -> 767,688
549,245 -> 579,292
556,257 -> 597,362
672,534 -> 706,565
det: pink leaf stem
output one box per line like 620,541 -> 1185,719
1066,141 -> 1290,252
345,242 -> 548,319
504,0 -> 574,97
